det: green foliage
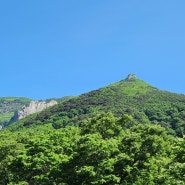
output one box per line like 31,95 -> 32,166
1,112 -> 185,184
9,77 -> 185,137
0,97 -> 31,126
3,76 -> 185,184
0,112 -> 14,125
81,112 -> 133,139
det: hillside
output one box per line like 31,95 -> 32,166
8,74 -> 185,136
8,100 -> 58,124
0,97 -> 31,127
0,96 -> 73,129
2,74 -> 185,184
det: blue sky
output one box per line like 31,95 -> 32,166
0,1 -> 185,100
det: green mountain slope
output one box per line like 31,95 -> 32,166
7,74 -> 185,136
2,74 -> 185,184
0,97 -> 31,127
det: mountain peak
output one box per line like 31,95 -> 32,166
125,74 -> 137,81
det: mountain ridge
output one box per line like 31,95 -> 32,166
2,74 -> 185,185
6,74 -> 185,136
0,96 -> 73,129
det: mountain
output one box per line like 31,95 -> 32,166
8,74 -> 185,136
9,100 -> 58,124
0,97 -> 31,128
2,74 -> 185,184
0,96 -> 73,129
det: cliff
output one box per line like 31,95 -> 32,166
9,100 -> 57,123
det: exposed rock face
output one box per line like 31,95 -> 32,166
10,100 -> 57,123
125,74 -> 136,81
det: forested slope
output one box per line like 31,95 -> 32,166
2,75 -> 185,184
8,74 -> 185,136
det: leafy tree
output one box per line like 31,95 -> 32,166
81,112 -> 133,139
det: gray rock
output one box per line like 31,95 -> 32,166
125,74 -> 136,81
10,100 -> 57,123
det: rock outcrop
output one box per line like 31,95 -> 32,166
125,74 -> 136,81
10,100 -> 57,123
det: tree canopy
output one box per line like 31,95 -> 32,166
0,112 -> 185,184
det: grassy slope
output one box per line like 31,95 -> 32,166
0,97 -> 31,126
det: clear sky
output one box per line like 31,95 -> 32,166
1,1 -> 185,100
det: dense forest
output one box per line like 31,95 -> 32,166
1,112 -> 185,184
1,74 -> 185,184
